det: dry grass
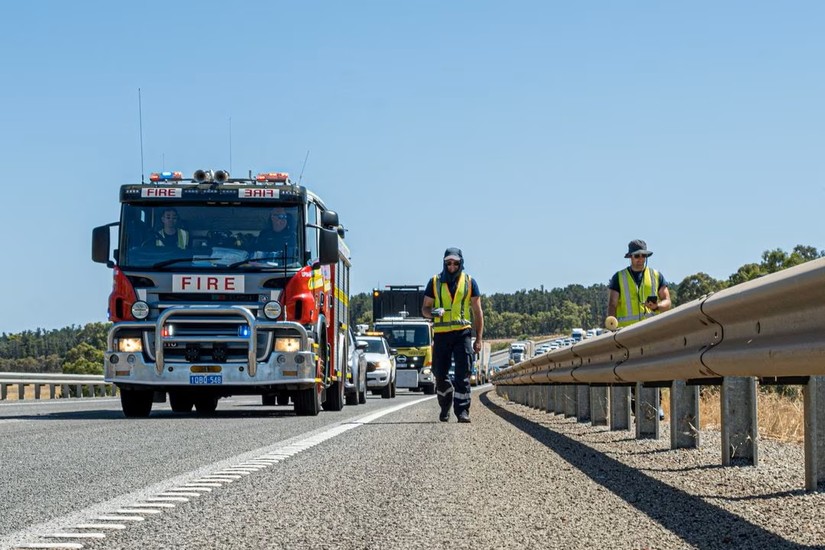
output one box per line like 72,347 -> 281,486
2,383 -> 65,400
661,388 -> 804,444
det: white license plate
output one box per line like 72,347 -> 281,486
190,374 -> 222,385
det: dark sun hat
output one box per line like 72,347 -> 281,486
625,239 -> 653,258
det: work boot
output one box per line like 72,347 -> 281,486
457,411 -> 471,423
439,411 -> 449,422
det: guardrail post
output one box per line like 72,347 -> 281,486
34,384 -> 41,399
1,383 -> 7,400
538,386 -> 547,411
61,384 -> 69,398
563,386 -> 577,418
576,385 -> 590,422
590,387 -> 609,426
554,386 -> 564,415
670,380 -> 700,449
75,384 -> 83,398
610,386 -> 631,430
18,384 -> 26,400
546,386 -> 555,413
49,384 -> 56,399
635,384 -> 660,439
804,376 -> 825,491
721,377 -> 758,466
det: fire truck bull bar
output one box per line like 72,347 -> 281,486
107,305 -> 309,379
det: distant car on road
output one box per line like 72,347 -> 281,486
345,328 -> 368,405
358,335 -> 397,399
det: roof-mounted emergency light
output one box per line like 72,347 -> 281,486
256,172 -> 290,183
149,171 -> 183,182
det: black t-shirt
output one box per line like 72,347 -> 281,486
256,228 -> 296,252
157,230 -> 185,248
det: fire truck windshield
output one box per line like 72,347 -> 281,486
118,204 -> 304,270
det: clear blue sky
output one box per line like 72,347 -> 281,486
1,1 -> 823,334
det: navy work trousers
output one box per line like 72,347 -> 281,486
432,328 -> 473,417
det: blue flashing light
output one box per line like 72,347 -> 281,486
149,171 -> 183,182
238,325 -> 251,338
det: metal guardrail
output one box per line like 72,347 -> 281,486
491,257 -> 825,491
0,372 -> 115,401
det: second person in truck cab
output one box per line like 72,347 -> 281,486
256,207 -> 298,256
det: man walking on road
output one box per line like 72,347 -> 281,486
422,248 -> 484,423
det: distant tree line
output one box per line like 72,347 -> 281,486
1,245 -> 821,373
0,323 -> 108,374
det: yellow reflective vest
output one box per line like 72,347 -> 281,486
616,268 -> 661,328
155,229 -> 189,249
432,272 -> 473,334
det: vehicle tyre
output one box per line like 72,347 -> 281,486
169,392 -> 194,413
423,384 -> 436,395
277,394 -> 290,406
358,372 -> 367,404
346,388 -> 358,406
381,382 -> 392,399
121,389 -> 153,418
194,396 -> 219,414
294,386 -> 321,416
323,380 -> 345,411
262,394 -> 276,406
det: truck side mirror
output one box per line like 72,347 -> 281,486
321,210 -> 339,228
318,227 -> 338,265
92,223 -> 117,267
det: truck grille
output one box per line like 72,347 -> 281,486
143,320 -> 273,363
396,354 -> 423,369
158,293 -> 260,303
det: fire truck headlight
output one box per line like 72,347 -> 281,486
422,367 -> 432,376
117,338 -> 143,353
131,301 -> 150,320
263,301 -> 282,320
274,337 -> 300,353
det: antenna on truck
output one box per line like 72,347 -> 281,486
138,88 -> 145,184
299,150 -> 310,184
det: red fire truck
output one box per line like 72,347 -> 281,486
92,169 -> 353,417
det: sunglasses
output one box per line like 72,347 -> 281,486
272,214 -> 288,220
631,254 -> 648,259
445,260 -> 460,266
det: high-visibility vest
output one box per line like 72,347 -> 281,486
616,268 -> 660,328
432,272 -> 473,334
156,229 -> 189,249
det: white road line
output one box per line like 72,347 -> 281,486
92,515 -> 144,521
43,533 -> 105,539
13,543 -> 84,549
124,503 -> 175,509
13,544 -> 84,549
